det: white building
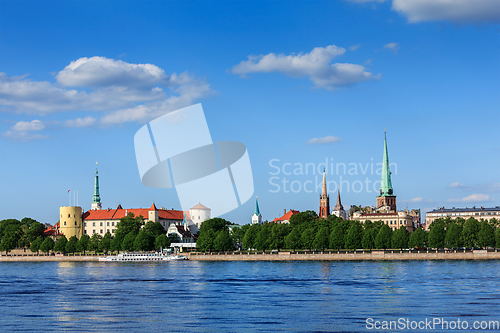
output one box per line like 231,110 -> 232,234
251,197 -> 262,225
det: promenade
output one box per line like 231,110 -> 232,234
1,249 -> 500,262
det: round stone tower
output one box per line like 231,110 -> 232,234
59,206 -> 83,239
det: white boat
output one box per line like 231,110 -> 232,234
99,252 -> 188,262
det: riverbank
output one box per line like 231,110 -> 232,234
188,249 -> 500,261
1,249 -> 500,261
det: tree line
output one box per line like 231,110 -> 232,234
0,213 -> 181,254
196,212 -> 500,252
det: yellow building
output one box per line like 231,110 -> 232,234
59,206 -> 83,239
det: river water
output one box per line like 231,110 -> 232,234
0,260 -> 498,332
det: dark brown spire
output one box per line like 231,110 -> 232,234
334,189 -> 343,211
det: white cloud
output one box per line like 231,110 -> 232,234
449,194 -> 495,203
231,45 -> 379,90
383,42 -> 399,53
392,0 -> 500,23
306,136 -> 343,145
448,182 -> 469,189
12,120 -> 45,132
1,57 -> 214,139
349,44 -> 361,51
64,116 -> 96,128
2,120 -> 48,142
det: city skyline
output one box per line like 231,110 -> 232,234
1,1 -> 498,225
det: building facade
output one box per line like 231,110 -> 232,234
425,206 -> 500,229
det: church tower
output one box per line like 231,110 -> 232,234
251,197 -> 262,225
376,132 -> 396,212
332,188 -> 346,219
91,163 -> 102,210
319,170 -> 330,219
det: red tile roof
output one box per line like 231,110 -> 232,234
82,205 -> 183,221
273,209 -> 300,222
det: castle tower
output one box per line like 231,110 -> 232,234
59,206 -> 83,239
91,163 -> 102,210
377,132 -> 397,212
332,188 -> 346,219
251,197 -> 262,225
319,170 -> 330,219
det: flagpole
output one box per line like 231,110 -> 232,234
68,190 -> 71,206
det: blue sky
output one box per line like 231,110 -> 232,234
1,0 -> 499,225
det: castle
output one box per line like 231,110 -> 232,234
58,166 -> 210,241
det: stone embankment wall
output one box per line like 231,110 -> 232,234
0,254 -> 101,262
187,250 -> 500,261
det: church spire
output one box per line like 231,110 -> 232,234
379,132 -> 394,197
376,132 -> 397,212
91,162 -> 102,210
252,196 -> 262,224
319,169 -> 330,218
322,169 -> 327,197
334,188 -> 343,211
254,197 -> 260,216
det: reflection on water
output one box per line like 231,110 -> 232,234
0,260 -> 499,332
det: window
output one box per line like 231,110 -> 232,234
84,222 -> 87,227
93,230 -> 96,234
74,221 -> 77,225
107,222 -> 110,226
112,222 -> 114,226
68,214 -> 71,218
84,230 -> 87,234
198,216 -> 200,220
93,222 -> 95,226
100,229 -> 103,234
112,229 -> 115,233
100,222 -> 103,226
64,221 -> 66,225
74,214 -> 76,218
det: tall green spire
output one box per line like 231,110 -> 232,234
379,132 -> 394,197
93,165 -> 101,203
254,197 -> 260,216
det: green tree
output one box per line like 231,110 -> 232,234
76,234 -> 90,254
345,223 -> 363,250
300,228 -> 316,250
154,234 -> 170,250
496,227 -> 500,249
242,224 -> 260,250
30,236 -> 44,254
444,223 -> 462,249
409,228 -> 426,249
461,218 -> 480,248
269,223 -> 290,250
329,223 -> 345,250
214,230 -> 233,251
39,237 -> 54,253
477,221 -> 495,248
313,227 -> 330,250
255,224 -> 271,251
391,226 -> 410,249
27,221 -> 46,243
168,233 -> 180,243
196,229 -> 215,252
134,230 -> 154,251
89,233 -> 102,253
284,227 -> 301,250
375,225 -> 392,249
65,235 -> 78,254
362,227 -> 377,249
99,232 -> 113,252
428,221 -> 446,249
114,213 -> 145,240
289,210 -> 318,228
121,231 -> 136,251
54,235 -> 68,253
143,221 -> 166,238
110,234 -> 123,253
